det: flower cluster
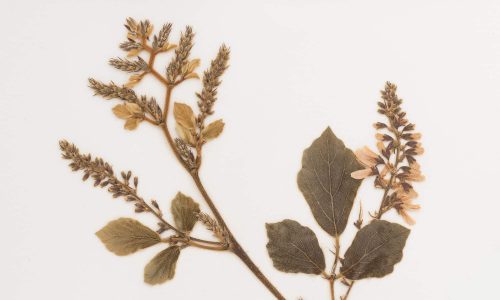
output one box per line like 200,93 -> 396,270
351,82 -> 424,225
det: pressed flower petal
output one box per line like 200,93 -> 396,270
351,168 -> 373,179
398,210 -> 416,225
402,203 -> 421,210
354,146 -> 379,167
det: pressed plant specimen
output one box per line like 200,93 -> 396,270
265,82 -> 424,299
59,18 -> 424,300
60,18 -> 285,299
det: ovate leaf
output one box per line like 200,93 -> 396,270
266,219 -> 325,275
340,220 -> 410,280
202,119 -> 224,141
144,246 -> 181,285
171,192 -> 200,232
173,102 -> 196,129
297,127 -> 363,236
96,218 -> 160,256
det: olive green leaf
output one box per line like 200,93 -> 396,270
144,246 -> 181,285
340,220 -> 410,280
201,119 -> 224,141
171,192 -> 200,232
297,127 -> 363,236
96,218 -> 160,256
266,219 -> 325,275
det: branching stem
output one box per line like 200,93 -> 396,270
142,41 -> 286,300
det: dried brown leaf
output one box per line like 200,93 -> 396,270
297,127 -> 363,236
340,220 -> 410,280
266,219 -> 325,275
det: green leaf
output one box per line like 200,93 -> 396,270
171,192 -> 200,232
297,127 -> 363,236
340,220 -> 410,280
266,219 -> 325,275
144,246 -> 181,285
96,218 -> 160,256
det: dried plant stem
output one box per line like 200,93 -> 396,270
342,281 -> 355,300
59,140 -> 222,250
375,135 -> 405,219
327,235 -> 341,300
329,278 -> 335,300
167,237 -> 227,251
117,175 -> 222,248
142,45 -> 286,300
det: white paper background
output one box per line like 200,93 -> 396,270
1,0 -> 500,299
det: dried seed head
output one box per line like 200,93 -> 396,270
109,57 -> 149,73
197,45 -> 230,117
166,26 -> 194,83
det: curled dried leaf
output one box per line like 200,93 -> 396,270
144,246 -> 181,285
96,218 -> 160,256
202,119 -> 224,141
171,192 -> 200,232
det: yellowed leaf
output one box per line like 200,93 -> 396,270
202,119 -> 224,141
162,43 -> 177,52
175,124 -> 196,146
186,59 -> 201,74
146,24 -> 154,38
173,102 -> 196,129
127,48 -> 141,57
124,73 -> 145,88
125,118 -> 141,130
112,104 -> 132,119
184,72 -> 200,80
125,102 -> 143,115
